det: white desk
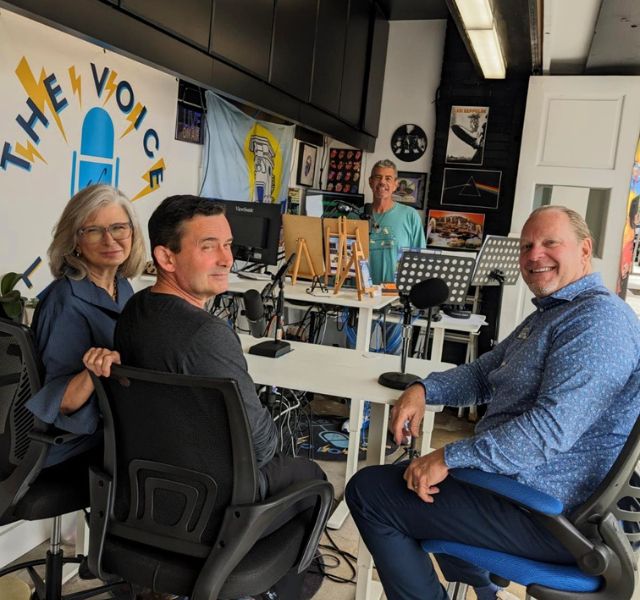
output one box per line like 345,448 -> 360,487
385,311 -> 487,363
228,276 -> 397,353
239,335 -> 453,600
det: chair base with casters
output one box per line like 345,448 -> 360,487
420,462 -> 640,600
0,451 -> 132,600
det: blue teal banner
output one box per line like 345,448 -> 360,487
201,91 -> 294,204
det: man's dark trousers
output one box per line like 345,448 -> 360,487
345,463 -> 574,600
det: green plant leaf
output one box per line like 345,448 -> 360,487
1,272 -> 23,296
0,290 -> 23,319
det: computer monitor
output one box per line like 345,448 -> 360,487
304,189 -> 365,218
211,199 -> 282,266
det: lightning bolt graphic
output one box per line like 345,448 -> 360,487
15,57 -> 67,142
68,66 -> 82,107
102,70 -> 118,106
15,141 -> 47,165
132,158 -> 166,201
120,102 -> 147,139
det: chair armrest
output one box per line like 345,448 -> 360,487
192,479 -> 333,600
450,468 -> 611,572
28,427 -> 82,445
87,465 -> 115,581
450,468 -> 564,515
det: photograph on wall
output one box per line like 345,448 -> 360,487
445,105 -> 489,165
426,209 -> 485,250
296,142 -> 317,187
392,171 -> 427,209
441,168 -> 501,209
326,147 -> 362,194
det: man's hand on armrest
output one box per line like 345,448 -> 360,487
390,382 -> 426,445
83,347 -> 121,378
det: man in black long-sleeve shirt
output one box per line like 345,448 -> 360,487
85,195 -> 323,500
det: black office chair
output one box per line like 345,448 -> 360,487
88,365 -> 333,599
0,317 -> 124,599
421,414 -> 640,600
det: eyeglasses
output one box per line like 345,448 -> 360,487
78,222 -> 132,244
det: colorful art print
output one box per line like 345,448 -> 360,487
446,106 -> 489,165
617,136 -> 640,296
296,142 -> 317,187
441,168 -> 501,210
326,147 -> 362,194
426,209 -> 485,250
393,171 -> 427,209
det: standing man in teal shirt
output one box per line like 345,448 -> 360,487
368,159 -> 426,284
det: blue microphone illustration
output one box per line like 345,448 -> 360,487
70,107 -> 120,195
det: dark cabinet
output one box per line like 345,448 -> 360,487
210,0 -> 274,80
362,2 -> 388,136
121,0 -> 212,50
310,0 -> 349,116
269,0 -> 318,101
340,0 -> 371,126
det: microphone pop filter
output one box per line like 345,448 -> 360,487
243,289 -> 264,320
408,278 -> 449,309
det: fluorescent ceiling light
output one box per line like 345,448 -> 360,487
453,0 -> 507,79
467,28 -> 506,79
454,0 -> 494,29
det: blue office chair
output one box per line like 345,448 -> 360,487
421,416 -> 640,600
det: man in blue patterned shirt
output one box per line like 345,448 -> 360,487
346,206 -> 640,600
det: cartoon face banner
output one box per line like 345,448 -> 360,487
0,9 -> 198,293
200,91 -> 294,204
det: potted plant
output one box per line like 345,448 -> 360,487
0,272 -> 26,322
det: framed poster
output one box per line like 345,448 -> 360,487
296,143 -> 317,187
426,209 -> 485,250
326,147 -> 362,194
446,106 -> 489,165
441,168 -> 501,209
393,171 -> 427,209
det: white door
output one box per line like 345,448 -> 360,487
499,75 -> 640,339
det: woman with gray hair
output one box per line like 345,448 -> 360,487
26,184 -> 146,466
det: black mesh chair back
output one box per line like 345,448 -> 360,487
89,365 -> 332,599
0,317 -> 47,518
0,317 -> 125,600
97,365 -> 258,557
524,409 -> 640,600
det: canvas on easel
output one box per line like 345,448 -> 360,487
326,217 -> 374,300
282,214 -> 325,283
322,217 -> 369,286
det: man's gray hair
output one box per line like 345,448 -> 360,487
370,159 -> 397,178
528,205 -> 593,242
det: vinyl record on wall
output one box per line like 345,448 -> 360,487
391,124 -> 427,162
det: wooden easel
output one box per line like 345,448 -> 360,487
330,217 -> 375,300
290,238 -> 317,284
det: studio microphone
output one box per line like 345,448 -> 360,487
408,278 -> 450,310
378,277 -> 450,390
243,289 -> 267,338
262,252 -> 297,298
